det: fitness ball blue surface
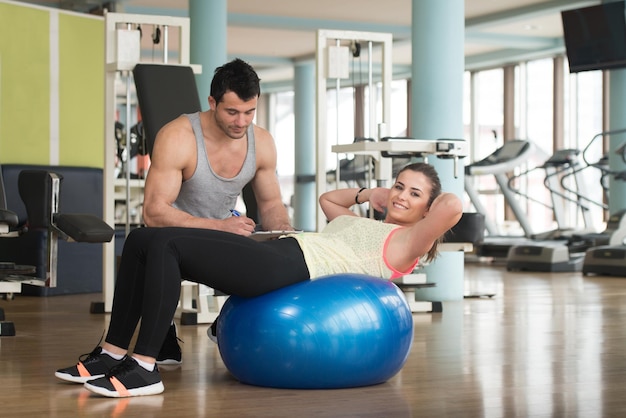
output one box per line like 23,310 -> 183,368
217,273 -> 414,389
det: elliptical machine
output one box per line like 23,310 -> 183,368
505,148 -> 598,272
581,129 -> 626,276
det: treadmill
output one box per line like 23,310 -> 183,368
505,149 -> 597,272
465,139 -> 543,259
508,134 -> 626,273
580,133 -> 626,276
581,209 -> 626,276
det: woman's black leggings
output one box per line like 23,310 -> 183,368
105,227 -> 310,358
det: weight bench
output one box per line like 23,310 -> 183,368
0,167 -> 33,335
0,169 -> 114,336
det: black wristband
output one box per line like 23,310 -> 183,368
355,187 -> 367,204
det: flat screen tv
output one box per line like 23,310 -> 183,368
561,1 -> 626,73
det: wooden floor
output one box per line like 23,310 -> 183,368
2,263 -> 626,417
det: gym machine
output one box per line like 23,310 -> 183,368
505,148 -> 599,272
581,129 -> 626,276
464,139 -> 545,259
1,169 -> 113,335
507,129 -> 626,272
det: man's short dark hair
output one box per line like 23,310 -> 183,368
210,58 -> 261,104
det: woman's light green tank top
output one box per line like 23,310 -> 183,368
287,215 -> 403,279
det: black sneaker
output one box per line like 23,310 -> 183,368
207,318 -> 218,344
84,357 -> 164,398
55,346 -> 125,383
156,323 -> 183,365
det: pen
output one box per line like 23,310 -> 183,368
230,209 -> 241,217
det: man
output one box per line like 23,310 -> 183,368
142,58 -> 293,364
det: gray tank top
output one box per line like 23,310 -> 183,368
172,112 -> 256,219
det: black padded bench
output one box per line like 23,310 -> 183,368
1,167 -> 113,336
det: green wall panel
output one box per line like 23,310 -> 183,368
0,3 -> 50,164
0,2 -> 104,168
58,14 -> 104,168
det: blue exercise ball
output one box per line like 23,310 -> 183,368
217,273 -> 414,389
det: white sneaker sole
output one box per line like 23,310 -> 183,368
54,371 -> 104,384
84,380 -> 165,398
206,327 -> 218,344
155,358 -> 182,365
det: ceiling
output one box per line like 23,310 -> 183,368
17,0 -> 604,86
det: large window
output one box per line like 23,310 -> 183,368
518,59 -> 557,233
472,69 -> 504,160
564,71 -> 603,151
462,57 -> 606,235
464,69 -> 510,233
525,59 -> 554,156
273,91 -> 296,210
564,68 -> 605,226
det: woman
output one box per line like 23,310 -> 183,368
55,162 -> 462,398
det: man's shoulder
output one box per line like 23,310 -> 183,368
251,124 -> 272,142
151,116 -> 198,163
251,124 -> 276,157
162,113 -> 195,131
163,112 -> 200,138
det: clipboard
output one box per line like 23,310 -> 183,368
249,230 -> 303,242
